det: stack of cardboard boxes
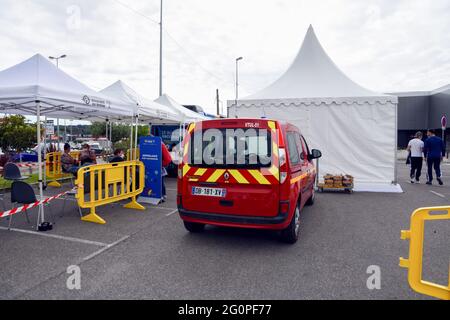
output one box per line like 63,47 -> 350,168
322,174 -> 354,188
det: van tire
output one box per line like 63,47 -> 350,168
305,189 -> 315,206
280,203 -> 301,244
184,221 -> 205,233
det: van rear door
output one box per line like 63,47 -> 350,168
180,119 -> 280,217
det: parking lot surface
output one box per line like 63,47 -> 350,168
0,162 -> 449,299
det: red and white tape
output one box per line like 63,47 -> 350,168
0,190 -> 71,218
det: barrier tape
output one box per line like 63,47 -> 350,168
0,190 -> 70,218
15,155 -> 108,168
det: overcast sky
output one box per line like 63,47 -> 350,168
1,0 -> 449,115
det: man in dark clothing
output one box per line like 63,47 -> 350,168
424,129 -> 445,185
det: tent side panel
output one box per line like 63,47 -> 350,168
231,100 -> 397,188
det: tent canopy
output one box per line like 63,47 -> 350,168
100,80 -> 180,123
0,54 -> 132,120
242,25 -> 396,105
229,26 -> 400,193
155,94 -> 209,123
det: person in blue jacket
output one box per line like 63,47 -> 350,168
423,129 -> 446,185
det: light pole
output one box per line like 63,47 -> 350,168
231,57 -> 243,118
159,0 -> 163,97
49,54 -> 66,148
49,54 -> 67,68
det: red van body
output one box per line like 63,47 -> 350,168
177,118 -> 321,243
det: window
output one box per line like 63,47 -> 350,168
189,128 -> 272,168
286,132 -> 300,165
300,135 -> 310,159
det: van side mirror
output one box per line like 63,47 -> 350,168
309,149 -> 322,160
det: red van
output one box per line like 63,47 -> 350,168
177,118 -> 321,243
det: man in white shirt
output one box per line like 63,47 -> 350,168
407,131 -> 424,183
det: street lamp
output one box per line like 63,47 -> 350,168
230,57 -> 243,118
48,54 -> 67,68
48,54 -> 67,147
235,57 -> 243,102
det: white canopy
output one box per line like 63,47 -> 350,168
100,80 -> 180,123
155,94 -> 208,123
229,26 -> 400,192
0,54 -> 132,120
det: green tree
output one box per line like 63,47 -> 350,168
91,122 -> 150,143
0,115 -> 38,152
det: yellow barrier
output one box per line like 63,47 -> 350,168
70,151 -> 81,161
75,160 -> 145,224
126,148 -> 140,161
400,206 -> 450,300
46,152 -> 69,188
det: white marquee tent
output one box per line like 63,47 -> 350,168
100,80 -> 180,124
0,54 -> 136,225
229,26 -> 400,193
155,94 -> 209,123
0,54 -> 132,120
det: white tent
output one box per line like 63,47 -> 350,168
100,80 -> 180,124
0,54 -> 132,120
155,94 -> 209,123
229,26 -> 400,193
0,54 -> 135,227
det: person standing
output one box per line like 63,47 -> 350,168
161,142 -> 172,201
424,129 -> 445,185
406,132 -> 424,183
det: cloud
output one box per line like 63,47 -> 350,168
0,0 -> 449,115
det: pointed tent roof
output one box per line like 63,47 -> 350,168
154,94 -> 208,122
244,25 -> 396,103
0,54 -> 132,120
100,80 -> 179,123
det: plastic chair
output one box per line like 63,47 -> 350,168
8,181 -> 53,229
3,163 -> 29,181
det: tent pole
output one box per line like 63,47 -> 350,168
57,118 -> 60,151
105,120 -> 108,143
109,120 -> 113,152
134,115 -> 138,161
393,102 -> 398,185
130,116 -> 134,159
36,102 -> 45,228
43,116 -> 47,188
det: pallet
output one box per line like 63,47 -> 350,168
317,184 -> 354,194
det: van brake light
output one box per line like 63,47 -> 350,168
279,148 -> 287,167
279,148 -> 288,184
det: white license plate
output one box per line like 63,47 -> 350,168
191,187 -> 227,198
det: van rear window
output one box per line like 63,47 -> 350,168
187,128 -> 272,168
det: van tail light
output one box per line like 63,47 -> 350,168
278,148 -> 288,184
279,201 -> 290,215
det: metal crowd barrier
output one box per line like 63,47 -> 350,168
75,160 -> 145,224
400,206 -> 450,300
46,151 -> 80,187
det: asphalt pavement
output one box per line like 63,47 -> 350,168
0,162 -> 448,299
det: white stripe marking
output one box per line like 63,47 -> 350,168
430,191 -> 446,198
81,235 -> 129,262
165,209 -> 178,217
0,226 -> 108,247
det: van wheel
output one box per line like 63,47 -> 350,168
183,221 -> 205,233
305,189 -> 315,206
280,203 -> 301,244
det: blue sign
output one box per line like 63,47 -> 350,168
139,136 -> 162,204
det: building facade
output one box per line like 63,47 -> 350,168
393,85 -> 450,148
